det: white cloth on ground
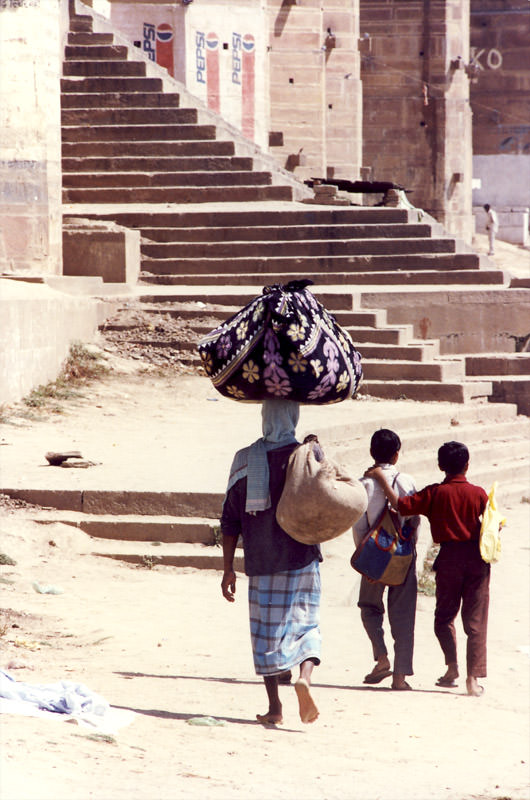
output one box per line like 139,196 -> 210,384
0,668 -> 108,715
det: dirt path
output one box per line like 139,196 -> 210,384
1,366 -> 529,800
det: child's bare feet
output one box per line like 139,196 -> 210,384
392,673 -> 412,690
436,663 -> 459,687
466,677 -> 484,696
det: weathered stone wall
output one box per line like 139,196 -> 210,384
470,0 -> 530,156
360,0 -> 473,241
470,0 -> 530,210
0,0 -> 67,275
266,0 -> 362,181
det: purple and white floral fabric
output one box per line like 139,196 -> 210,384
197,281 -> 363,404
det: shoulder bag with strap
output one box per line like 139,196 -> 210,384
350,474 -> 415,586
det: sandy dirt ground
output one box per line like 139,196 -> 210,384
0,356 -> 529,800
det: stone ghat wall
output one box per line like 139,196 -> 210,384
360,0 -> 472,242
470,0 -> 530,157
0,0 -> 70,275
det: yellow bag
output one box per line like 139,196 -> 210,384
479,482 -> 506,564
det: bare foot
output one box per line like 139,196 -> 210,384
392,673 -> 412,690
294,678 -> 319,724
436,664 -> 459,687
466,677 -> 484,697
256,712 -> 283,725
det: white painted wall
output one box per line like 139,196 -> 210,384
0,280 -> 99,404
0,0 -> 65,274
109,0 -> 269,149
472,155 -> 530,208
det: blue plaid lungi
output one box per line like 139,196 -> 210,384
248,559 -> 321,676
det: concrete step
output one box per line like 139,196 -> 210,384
348,342 -> 440,361
345,326 -> 414,345
89,207 -> 411,228
337,445 -> 528,508
63,171 -> 271,189
330,413 -> 530,458
61,92 -> 181,109
178,307 -> 389,328
138,223 -> 434,243
318,398 -> 521,447
90,539 -> 244,572
0,488 -> 223,517
140,267 -> 502,287
20,510 -> 218,544
61,77 -> 164,93
358,379 -> 493,403
62,140 -> 236,157
487,376 -> 530,415
113,336 -> 443,368
70,15 -> 93,33
334,424 -> 530,480
62,107 -> 199,125
136,253 -> 481,274
63,185 -> 293,204
65,44 -> 129,60
63,60 -> 147,77
62,156 -> 254,173
139,237 -> 456,259
67,32 -> 115,45
61,123 -> 218,142
137,289 -> 355,311
361,358 -> 465,382
118,338 -> 200,353
465,353 -> 530,376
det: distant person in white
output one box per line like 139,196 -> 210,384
483,204 -> 498,256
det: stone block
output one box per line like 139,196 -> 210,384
0,279 -> 99,404
62,219 -> 140,285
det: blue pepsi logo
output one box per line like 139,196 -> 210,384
157,23 -> 173,43
206,32 -> 219,51
242,34 -> 255,53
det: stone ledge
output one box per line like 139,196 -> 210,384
63,217 -> 140,285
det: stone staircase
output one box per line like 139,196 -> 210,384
62,15 -> 294,205
88,205 -> 505,404
61,4 -> 530,411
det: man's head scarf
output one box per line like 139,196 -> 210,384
226,398 -> 299,512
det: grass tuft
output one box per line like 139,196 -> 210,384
418,542 -> 440,596
21,342 -> 109,414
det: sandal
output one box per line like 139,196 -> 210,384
363,668 -> 392,685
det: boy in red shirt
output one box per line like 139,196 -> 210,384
366,441 -> 489,696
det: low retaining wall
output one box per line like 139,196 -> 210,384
0,278 -> 100,404
359,288 -> 530,355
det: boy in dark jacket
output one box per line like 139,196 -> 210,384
365,441 -> 489,696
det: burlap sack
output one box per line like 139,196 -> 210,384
276,439 -> 368,544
